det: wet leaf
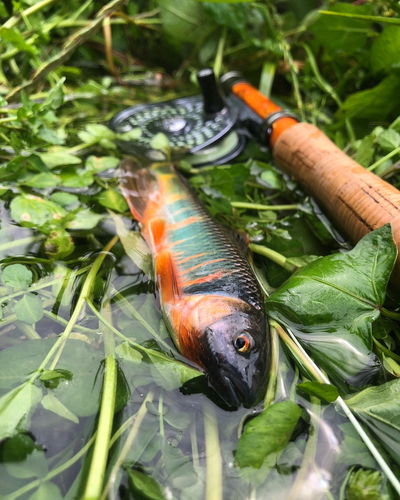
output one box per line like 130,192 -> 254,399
0,383 -> 42,441
41,393 -> 79,424
266,225 -> 396,382
86,155 -> 119,172
337,423 -> 376,469
66,209 -> 103,230
44,229 -> 75,260
60,167 -> 94,188
126,469 -> 165,500
345,378 -> 400,464
50,192 -> 79,207
111,212 -> 152,275
38,151 -> 81,169
147,353 -> 203,391
115,341 -> 143,364
27,483 -> 63,500
297,381 -> 339,403
236,401 -> 302,469
10,195 -> 66,228
1,264 -> 32,290
97,189 -> 128,212
14,294 -> 44,324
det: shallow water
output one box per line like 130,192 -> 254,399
0,162 -> 396,500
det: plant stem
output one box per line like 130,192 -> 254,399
231,201 -> 300,211
42,310 -> 95,334
4,434 -> 97,500
264,323 -> 279,408
318,10 -> 400,26
380,306 -> 400,321
373,337 -> 400,363
204,402 -> 223,500
3,0 -> 57,29
368,147 -> 400,172
190,417 -> 199,468
213,27 -> 226,78
0,235 -> 44,253
15,321 -> 40,340
303,44 -> 355,143
100,392 -> 153,500
250,243 -> 297,273
83,302 -> 117,500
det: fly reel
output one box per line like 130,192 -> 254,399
109,68 -> 248,166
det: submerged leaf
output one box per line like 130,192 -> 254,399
126,469 -> 165,500
236,401 -> 302,469
14,294 -> 44,324
0,383 -> 42,441
147,352 -> 203,391
346,469 -> 386,500
1,264 -> 32,290
266,225 -> 396,383
297,381 -> 339,403
41,393 -> 79,424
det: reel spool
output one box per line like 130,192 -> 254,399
109,68 -> 247,166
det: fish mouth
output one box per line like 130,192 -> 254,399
210,371 -> 258,409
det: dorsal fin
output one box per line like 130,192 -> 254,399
120,158 -> 158,223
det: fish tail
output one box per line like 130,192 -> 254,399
119,158 -> 158,223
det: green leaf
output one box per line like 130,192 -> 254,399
0,383 -> 42,441
266,225 -> 396,382
1,264 -> 32,290
50,192 -> 79,207
376,129 -> 400,152
337,423 -> 376,469
115,341 -> 143,363
127,469 -> 165,500
371,26 -> 400,75
19,172 -> 61,189
85,155 -> 119,172
66,209 -> 103,230
355,134 -> 375,168
161,437 -> 198,488
297,381 -> 339,403
39,151 -> 81,169
60,167 -> 94,188
147,352 -> 203,391
41,393 -> 79,424
0,27 -> 38,55
97,189 -> 128,213
235,401 -> 302,469
111,212 -> 152,275
345,378 -> 400,464
14,294 -> 44,324
44,229 -> 75,260
336,75 -> 400,121
85,123 -> 116,140
310,3 -> 371,54
3,433 -> 48,480
158,0 -> 213,43
10,195 -> 66,228
27,483 -> 63,500
346,469 -> 385,500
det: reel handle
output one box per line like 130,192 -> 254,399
223,75 -> 400,285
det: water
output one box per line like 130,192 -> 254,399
0,168 -> 396,499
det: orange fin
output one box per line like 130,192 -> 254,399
119,158 -> 158,223
155,250 -> 181,304
148,217 -> 167,253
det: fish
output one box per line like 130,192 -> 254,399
120,159 -> 270,407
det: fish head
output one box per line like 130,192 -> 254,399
201,309 -> 269,408
179,296 -> 269,408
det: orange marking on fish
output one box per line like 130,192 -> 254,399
168,216 -> 203,232
180,258 -> 226,275
172,207 -> 191,216
169,235 -> 197,248
182,271 -> 225,287
175,252 -> 209,265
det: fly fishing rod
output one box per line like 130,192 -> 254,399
110,68 -> 400,285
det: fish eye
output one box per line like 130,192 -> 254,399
233,332 -> 253,354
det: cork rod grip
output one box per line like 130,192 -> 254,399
273,123 -> 400,282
